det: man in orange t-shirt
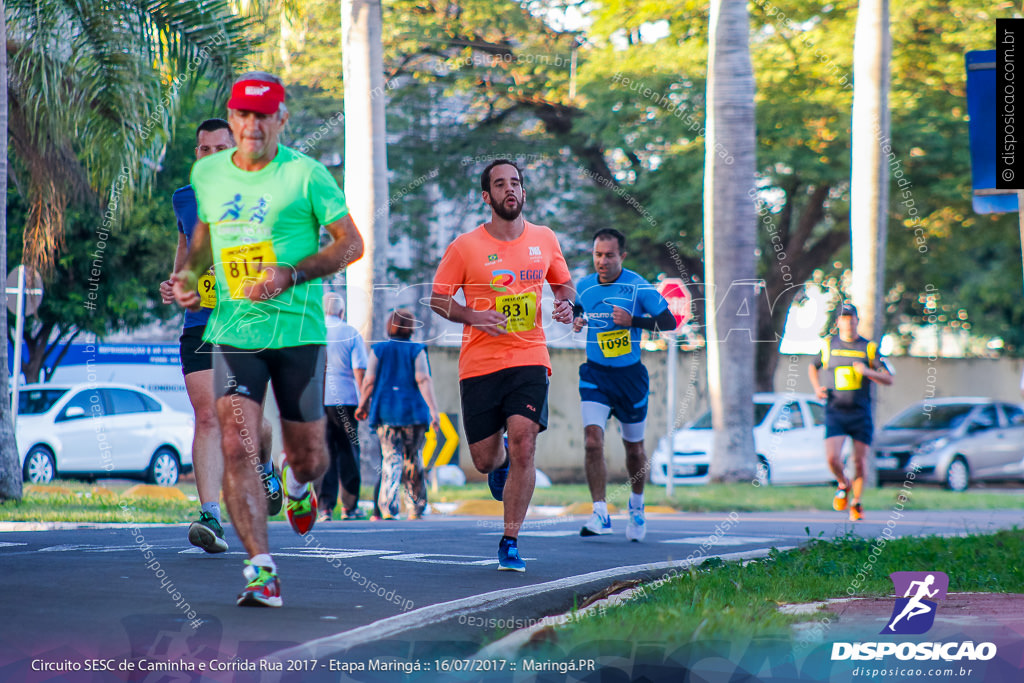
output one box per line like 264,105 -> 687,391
430,159 -> 575,572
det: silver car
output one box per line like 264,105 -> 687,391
874,398 -> 1024,491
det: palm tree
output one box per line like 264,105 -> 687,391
7,0 -> 251,275
342,0 -> 389,342
849,0 -> 891,341
1,0 -> 251,500
704,0 -> 757,482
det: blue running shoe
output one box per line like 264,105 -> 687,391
488,436 -> 510,501
626,504 -> 646,542
498,537 -> 526,572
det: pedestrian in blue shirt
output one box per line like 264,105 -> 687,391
355,309 -> 440,520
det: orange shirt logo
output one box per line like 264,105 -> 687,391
490,269 -> 515,292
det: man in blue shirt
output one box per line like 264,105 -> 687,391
572,228 -> 676,542
319,294 -> 368,521
160,118 -> 281,553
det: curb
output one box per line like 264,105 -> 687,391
470,547 -> 791,660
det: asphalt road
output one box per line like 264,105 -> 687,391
1,508 -> 1021,682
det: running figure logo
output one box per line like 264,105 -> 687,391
881,571 -> 949,635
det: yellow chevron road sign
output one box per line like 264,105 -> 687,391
423,412 -> 459,469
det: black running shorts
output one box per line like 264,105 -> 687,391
459,365 -> 549,445
179,325 -> 214,376
213,344 -> 325,422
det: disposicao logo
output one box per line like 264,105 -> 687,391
490,269 -> 515,292
831,570 -> 997,663
883,571 -> 948,635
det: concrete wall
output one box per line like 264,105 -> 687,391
417,349 -> 1024,484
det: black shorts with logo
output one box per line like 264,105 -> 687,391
213,344 -> 326,422
459,365 -> 549,445
824,408 -> 874,445
179,325 -> 214,376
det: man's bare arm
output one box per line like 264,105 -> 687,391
160,233 -> 189,305
429,291 -> 507,336
294,214 -> 364,282
245,214 -> 364,302
550,280 -> 576,324
171,220 -> 214,310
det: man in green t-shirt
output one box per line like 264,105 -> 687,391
171,71 -> 363,608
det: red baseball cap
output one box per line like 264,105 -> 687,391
227,79 -> 286,115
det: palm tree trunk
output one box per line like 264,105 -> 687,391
342,0 -> 389,342
705,0 -> 758,481
850,0 -> 891,341
0,1 -> 23,501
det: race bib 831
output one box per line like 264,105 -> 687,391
495,292 -> 537,333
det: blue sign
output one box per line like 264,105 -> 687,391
966,49 -> 1018,214
7,342 -> 180,374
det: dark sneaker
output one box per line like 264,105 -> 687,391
317,508 -> 333,523
188,511 -> 228,553
236,561 -> 281,607
342,507 -> 367,520
498,537 -> 526,572
488,436 -> 510,502
263,466 -> 283,517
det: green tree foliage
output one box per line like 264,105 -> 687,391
6,101 -> 220,382
7,0 -> 251,273
5,0 -> 253,381
168,0 -> 1024,364
882,0 -> 1023,353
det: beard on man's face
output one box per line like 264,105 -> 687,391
489,193 -> 524,221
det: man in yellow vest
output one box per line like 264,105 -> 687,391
808,304 -> 893,521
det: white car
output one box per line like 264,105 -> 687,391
651,392 -> 838,486
17,382 -> 194,486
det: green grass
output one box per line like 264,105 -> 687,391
542,529 -> 1024,651
428,481 -> 1024,511
4,479 -> 1024,523
0,478 -> 302,524
0,480 -> 201,523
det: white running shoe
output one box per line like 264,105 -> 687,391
625,504 -> 646,542
580,511 -> 612,536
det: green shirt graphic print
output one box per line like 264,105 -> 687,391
191,145 -> 350,349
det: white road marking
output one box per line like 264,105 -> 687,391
179,548 -> 247,555
39,544 -> 161,553
27,542 -> 520,567
0,542 -> 28,548
379,553 -> 497,566
661,536 -> 781,546
266,547 -> 790,666
277,548 -> 397,560
514,530 -> 580,537
305,528 -> 407,534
